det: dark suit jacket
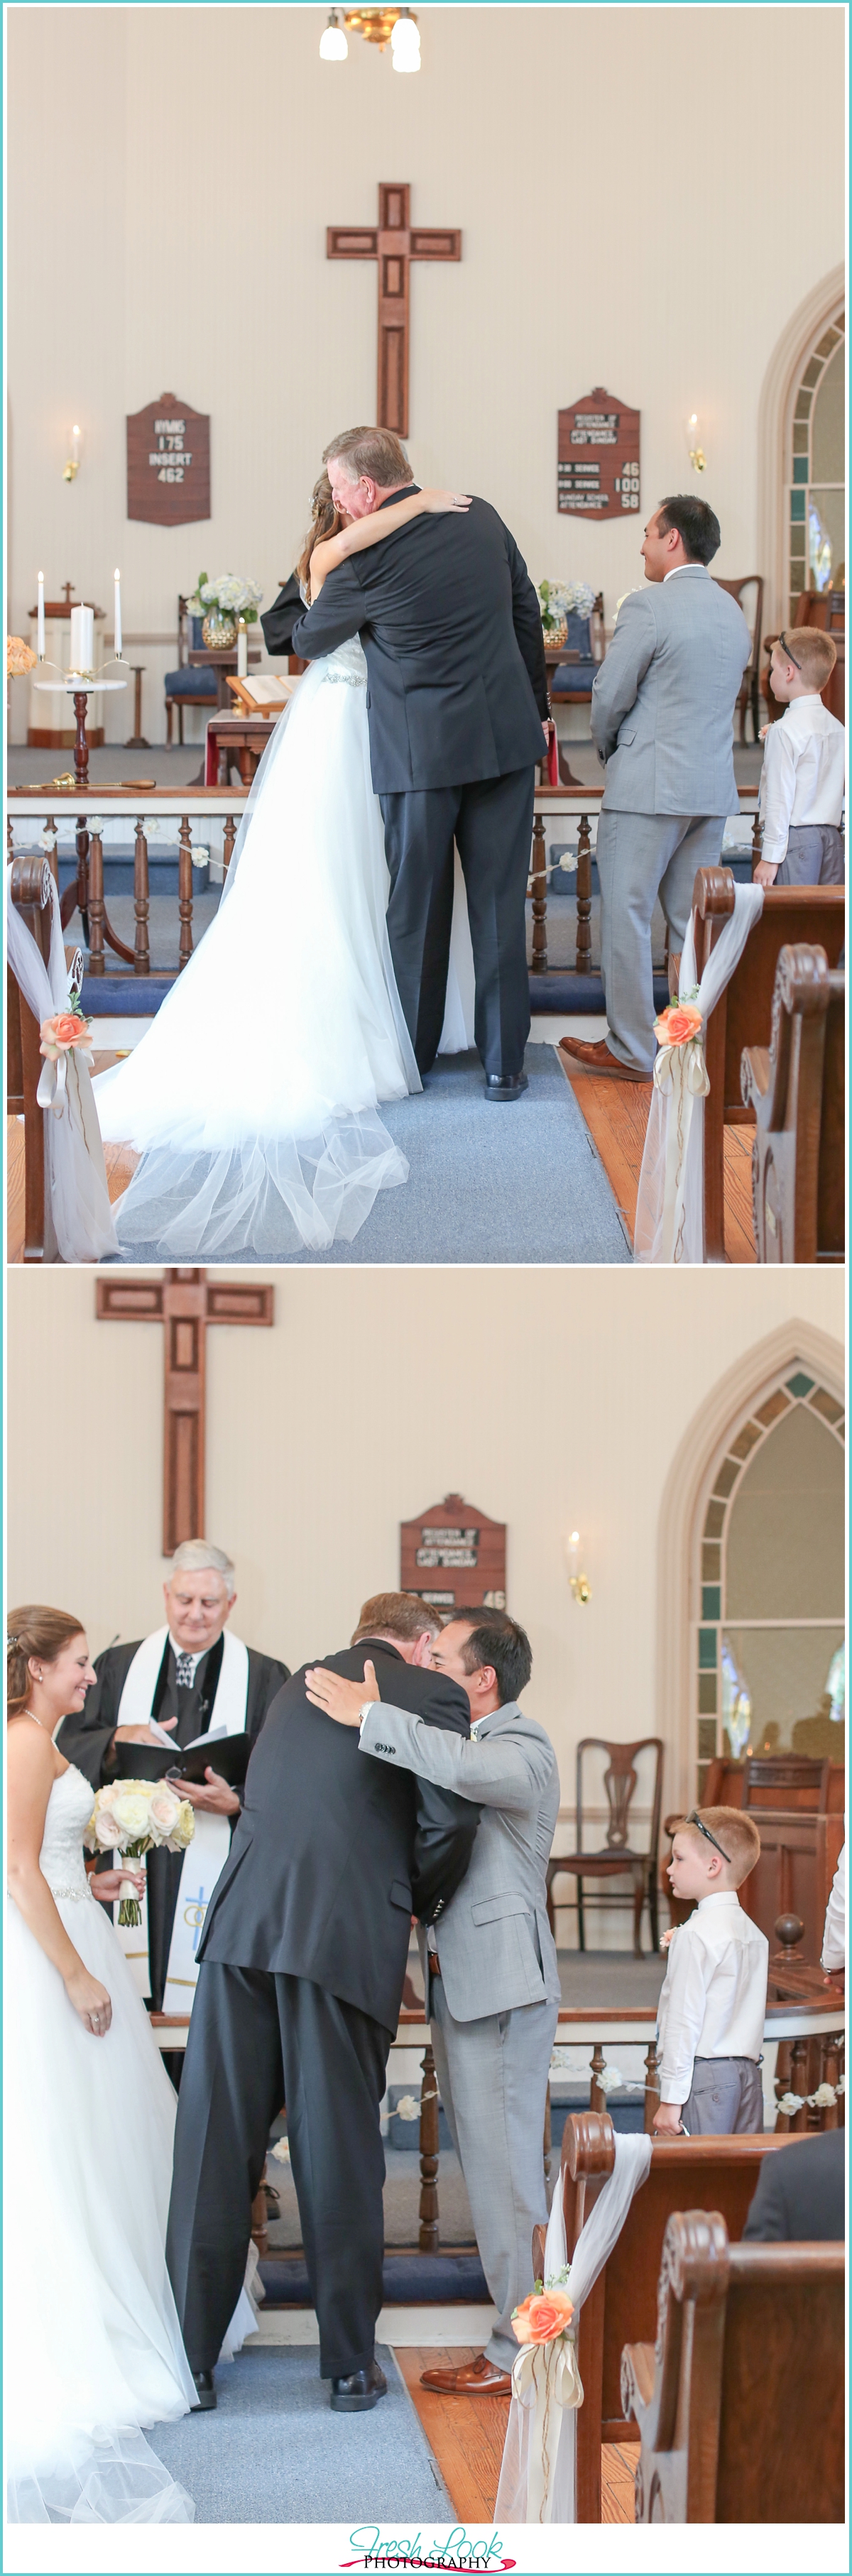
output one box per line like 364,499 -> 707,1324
743,2129 -> 845,2242
260,574 -> 305,659
290,491 -> 548,793
197,1638 -> 479,2031
56,1636 -> 290,1790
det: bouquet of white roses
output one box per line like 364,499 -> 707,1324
191,572 -> 263,624
84,1780 -> 195,1926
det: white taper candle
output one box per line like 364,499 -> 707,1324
114,569 -> 122,659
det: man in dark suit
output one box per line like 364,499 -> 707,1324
166,1593 -> 479,2415
743,2130 -> 845,2242
57,1541 -> 289,2017
290,425 -> 549,1099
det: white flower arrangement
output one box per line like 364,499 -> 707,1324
84,1778 -> 195,1924
191,573 -> 263,623
538,578 -> 597,634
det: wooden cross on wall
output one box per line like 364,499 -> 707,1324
96,1269 -> 273,1555
327,182 -> 461,438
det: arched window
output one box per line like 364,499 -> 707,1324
787,306 -> 845,617
695,1368 -> 844,1796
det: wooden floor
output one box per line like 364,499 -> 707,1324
563,1064 -> 758,1262
395,2345 -> 636,2523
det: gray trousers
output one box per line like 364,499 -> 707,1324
777,823 -> 845,885
430,1975 -> 559,2369
682,2054 -> 764,2136
596,809 -> 726,1073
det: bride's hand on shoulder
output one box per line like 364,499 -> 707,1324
420,488 -> 471,514
65,1963 -> 113,2037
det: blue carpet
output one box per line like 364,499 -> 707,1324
148,2345 -> 447,2523
259,2252 -> 490,2306
116,1044 -> 629,1266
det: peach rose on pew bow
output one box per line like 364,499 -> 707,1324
652,1001 -> 703,1051
39,1012 -> 94,1064
512,2287 -> 574,2346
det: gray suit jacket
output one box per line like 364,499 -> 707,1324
359,1698 -> 561,2023
590,568 -> 750,818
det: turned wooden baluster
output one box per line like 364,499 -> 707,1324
87,831 -> 104,975
223,814 -> 236,877
643,2037 -> 660,2133
788,2034 -> 810,2131
774,2040 -> 793,2130
529,813 -> 548,973
6,816 -> 13,860
133,818 -> 150,975
589,2039 -> 606,2114
178,816 -> 194,970
418,2041 -> 440,2253
819,2033 -> 841,2130
575,811 -> 593,973
750,808 -> 763,871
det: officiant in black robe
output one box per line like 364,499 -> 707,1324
57,1543 -> 289,2019
291,428 -> 549,1094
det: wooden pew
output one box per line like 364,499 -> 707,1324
622,2210 -> 845,2521
741,943 -> 844,1261
531,2108 -> 797,2520
6,855 -> 59,1263
689,870 -> 845,1261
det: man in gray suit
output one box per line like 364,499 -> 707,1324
306,1607 -> 560,2396
559,494 -> 750,1081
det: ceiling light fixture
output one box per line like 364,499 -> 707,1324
320,9 -> 349,60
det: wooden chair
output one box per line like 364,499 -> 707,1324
6,856 -> 60,1261
530,2110 -> 795,2521
622,2208 -> 845,2521
741,943 -> 844,1263
688,867 -> 846,1261
546,1738 -> 664,1956
164,596 -> 219,745
714,576 -> 764,745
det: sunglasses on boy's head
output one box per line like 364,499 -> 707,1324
777,630 -> 802,669
684,1809 -> 731,1864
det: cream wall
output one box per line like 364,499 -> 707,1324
6,4 -> 845,739
7,1266 -> 843,1819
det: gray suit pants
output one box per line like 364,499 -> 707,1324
430,1975 -> 559,2369
682,2054 -> 764,2136
596,809 -> 726,1074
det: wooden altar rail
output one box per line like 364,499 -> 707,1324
529,785 -> 764,980
6,789 -> 248,980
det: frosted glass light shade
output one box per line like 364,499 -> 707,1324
391,13 -> 420,68
320,16 -> 348,59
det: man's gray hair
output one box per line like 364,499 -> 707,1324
168,1540 -> 236,1601
323,425 -> 411,489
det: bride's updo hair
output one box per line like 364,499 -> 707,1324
296,471 -> 343,605
6,1606 -> 85,1720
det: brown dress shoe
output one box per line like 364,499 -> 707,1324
419,2352 -> 513,2395
557,1034 -> 652,1083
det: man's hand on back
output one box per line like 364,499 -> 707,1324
305,1660 -> 378,1727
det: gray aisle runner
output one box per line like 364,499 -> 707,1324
148,2345 -> 448,2523
118,1042 -> 629,1266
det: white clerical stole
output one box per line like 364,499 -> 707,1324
111,1625 -> 249,2012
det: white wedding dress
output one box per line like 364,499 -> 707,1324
94,639 -> 476,1257
4,1763 -> 256,2523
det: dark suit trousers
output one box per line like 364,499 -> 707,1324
166,1963 -> 391,2379
379,765 -> 535,1076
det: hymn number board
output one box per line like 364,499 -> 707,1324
557,386 -> 640,520
126,391 -> 211,527
400,1492 -> 506,1613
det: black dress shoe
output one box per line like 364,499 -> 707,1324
330,2359 -> 388,2413
190,2370 -> 217,2411
484,1072 -> 528,1100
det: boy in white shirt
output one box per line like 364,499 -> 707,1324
755,626 -> 845,888
654,1806 -> 768,2136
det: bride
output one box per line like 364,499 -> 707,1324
94,478 -> 476,1259
5,1606 -> 256,2523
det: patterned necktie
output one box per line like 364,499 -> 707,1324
175,1651 -> 195,1692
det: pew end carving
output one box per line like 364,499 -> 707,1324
741,943 -> 845,1263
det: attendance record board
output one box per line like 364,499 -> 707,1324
557,386 -> 640,520
400,1492 -> 506,1611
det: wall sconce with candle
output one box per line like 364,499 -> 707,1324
62,424 -> 82,483
566,1530 -> 591,1605
685,411 -> 706,473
